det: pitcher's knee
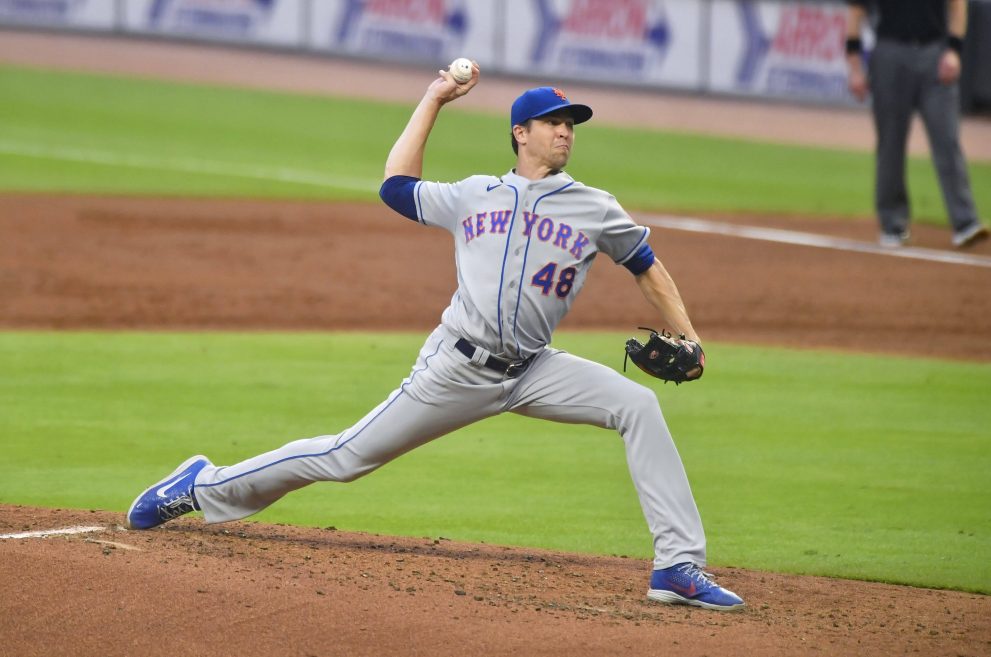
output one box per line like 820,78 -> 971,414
617,381 -> 662,419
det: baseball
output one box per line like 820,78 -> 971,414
449,57 -> 473,84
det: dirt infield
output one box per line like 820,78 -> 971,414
2,194 -> 990,360
2,506 -> 989,657
2,31 -> 991,657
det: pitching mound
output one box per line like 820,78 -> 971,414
2,505 -> 988,657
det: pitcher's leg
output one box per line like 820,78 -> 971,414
195,387 -> 488,523
508,350 -> 706,569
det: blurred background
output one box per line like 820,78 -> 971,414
2,0 -> 990,114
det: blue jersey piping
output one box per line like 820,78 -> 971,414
511,180 -> 575,354
414,181 -> 426,225
617,226 -> 649,263
494,184 -> 520,346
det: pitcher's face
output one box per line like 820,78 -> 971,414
518,111 -> 575,171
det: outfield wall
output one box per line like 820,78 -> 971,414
1,0 -> 988,110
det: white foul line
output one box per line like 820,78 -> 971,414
0,525 -> 108,539
641,214 -> 991,269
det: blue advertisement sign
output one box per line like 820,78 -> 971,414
503,0 -> 701,88
0,0 -> 114,27
140,0 -> 276,37
712,0 -> 850,101
529,0 -> 670,78
332,0 -> 469,62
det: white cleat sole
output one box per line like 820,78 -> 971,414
647,588 -> 746,611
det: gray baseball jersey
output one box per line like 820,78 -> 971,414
191,168 -> 708,570
415,170 -> 649,359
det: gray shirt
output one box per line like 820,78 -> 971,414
414,170 -> 649,359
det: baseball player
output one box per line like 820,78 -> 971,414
126,63 -> 744,611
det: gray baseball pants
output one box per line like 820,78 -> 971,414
869,39 -> 979,235
192,326 -> 708,570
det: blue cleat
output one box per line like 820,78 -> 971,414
126,455 -> 211,530
647,562 -> 745,611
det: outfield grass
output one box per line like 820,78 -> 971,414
2,65 -> 990,221
1,332 -> 987,593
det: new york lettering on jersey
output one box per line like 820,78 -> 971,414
461,209 -> 591,259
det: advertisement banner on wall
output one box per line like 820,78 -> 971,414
502,0 -> 702,89
708,0 -> 851,102
0,0 -> 868,107
0,0 -> 116,29
309,0 -> 498,68
122,0 -> 303,46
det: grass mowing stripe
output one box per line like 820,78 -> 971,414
0,141 -> 379,192
0,331 -> 988,593
3,65 -> 990,221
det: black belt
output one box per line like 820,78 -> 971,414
455,338 -> 535,379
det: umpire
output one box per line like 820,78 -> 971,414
845,0 -> 988,248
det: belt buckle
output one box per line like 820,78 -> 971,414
504,360 -> 525,380
503,355 -> 533,379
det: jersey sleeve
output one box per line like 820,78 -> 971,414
412,179 -> 467,232
379,175 -> 420,221
597,195 -> 651,267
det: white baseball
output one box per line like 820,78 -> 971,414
449,58 -> 473,84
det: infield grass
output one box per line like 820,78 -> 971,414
1,331 -> 988,594
2,65 -> 990,222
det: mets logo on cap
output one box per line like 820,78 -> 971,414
510,87 -> 594,127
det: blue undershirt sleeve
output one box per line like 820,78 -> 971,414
624,243 -> 656,275
379,175 -> 421,222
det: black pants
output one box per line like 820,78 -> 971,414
869,39 -> 979,235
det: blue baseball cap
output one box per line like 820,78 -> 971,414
510,87 -> 593,128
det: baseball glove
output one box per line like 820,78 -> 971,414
623,327 -> 705,384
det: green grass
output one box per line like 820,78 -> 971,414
1,331 -> 988,593
2,65 -> 990,222
2,64 -> 988,595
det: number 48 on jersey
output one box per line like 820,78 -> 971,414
531,262 -> 577,298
